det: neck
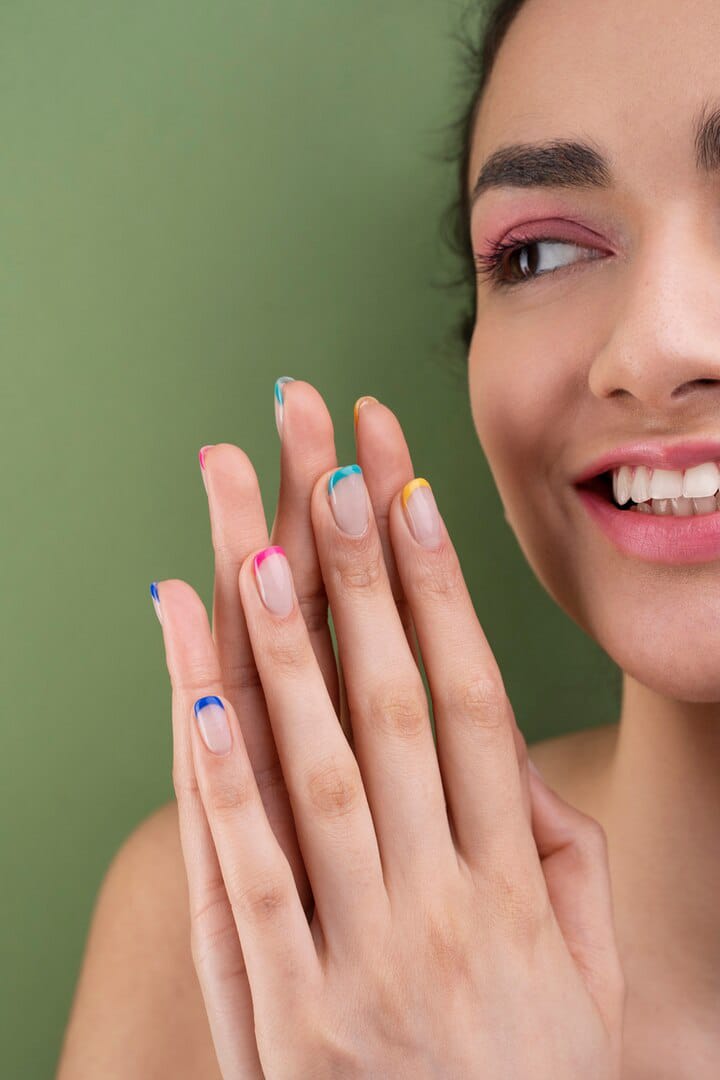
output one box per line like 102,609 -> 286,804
603,674 -> 720,1010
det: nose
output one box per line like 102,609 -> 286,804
587,209 -> 720,412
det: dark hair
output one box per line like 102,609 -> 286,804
435,0 -> 529,366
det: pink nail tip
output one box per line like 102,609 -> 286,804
253,544 -> 286,570
198,444 -> 214,470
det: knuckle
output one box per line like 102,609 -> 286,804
363,684 -> 428,740
205,773 -> 257,816
263,624 -> 312,672
334,545 -> 385,597
174,656 -> 220,695
413,554 -> 465,604
231,867 -> 292,925
422,899 -> 474,986
302,755 -> 362,819
446,674 -> 509,732
486,861 -> 551,943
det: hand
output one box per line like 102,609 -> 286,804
153,388 -> 625,1078
163,381 -> 427,1073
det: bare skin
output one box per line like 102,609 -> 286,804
58,0 -> 720,1076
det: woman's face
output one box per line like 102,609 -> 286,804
467,0 -> 720,701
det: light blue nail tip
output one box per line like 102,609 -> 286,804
194,694 -> 224,717
150,582 -> 159,603
328,463 -> 362,494
274,376 -> 295,404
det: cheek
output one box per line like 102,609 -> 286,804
468,318 -> 585,599
468,320 -> 567,497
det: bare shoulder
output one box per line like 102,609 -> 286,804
57,800 -> 222,1079
527,721 -> 619,811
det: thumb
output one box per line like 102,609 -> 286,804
527,763 -> 626,1038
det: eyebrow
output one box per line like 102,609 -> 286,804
469,98 -> 720,212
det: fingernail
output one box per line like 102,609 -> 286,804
274,376 -> 295,439
402,478 -> 442,550
193,695 -> 232,755
150,581 -> 163,624
353,395 -> 378,435
328,464 -> 369,537
198,445 -> 214,494
253,545 -> 294,616
528,758 -> 544,780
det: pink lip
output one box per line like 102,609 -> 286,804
576,488 -> 720,564
573,438 -> 720,485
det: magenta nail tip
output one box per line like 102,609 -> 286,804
253,544 -> 286,570
198,444 -> 214,470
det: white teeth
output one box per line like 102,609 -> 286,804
630,465 -> 651,503
611,461 -> 720,506
648,469 -> 684,499
612,465 -> 633,505
682,462 -> 720,498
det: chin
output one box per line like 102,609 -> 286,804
558,570 -> 720,702
505,515 -> 720,703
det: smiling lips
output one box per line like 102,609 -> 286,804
572,439 -> 720,563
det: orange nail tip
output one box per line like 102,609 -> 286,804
401,477 -> 431,509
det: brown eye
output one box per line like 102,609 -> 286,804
504,240 -> 585,283
475,237 -> 602,289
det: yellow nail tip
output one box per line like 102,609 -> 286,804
353,395 -> 379,430
401,477 -> 430,508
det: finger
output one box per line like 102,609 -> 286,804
238,544 -> 390,949
527,768 -> 626,1042
353,396 -> 419,665
270,378 -> 342,719
310,465 -> 457,893
199,444 -> 310,910
153,578 -> 266,1079
387,477 -> 539,875
190,692 -> 320,1029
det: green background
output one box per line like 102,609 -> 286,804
0,1 -> 620,1074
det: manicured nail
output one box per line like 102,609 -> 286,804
274,376 -> 295,439
402,478 -> 442,550
528,758 -> 544,780
353,395 -> 378,435
253,545 -> 294,616
198,445 -> 214,494
328,464 -> 369,537
193,695 -> 232,755
150,581 -> 163,624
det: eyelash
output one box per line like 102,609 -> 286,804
474,234 -> 588,290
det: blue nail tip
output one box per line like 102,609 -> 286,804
150,582 -> 159,603
194,694 -> 224,717
328,463 -> 362,494
274,375 -> 294,404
